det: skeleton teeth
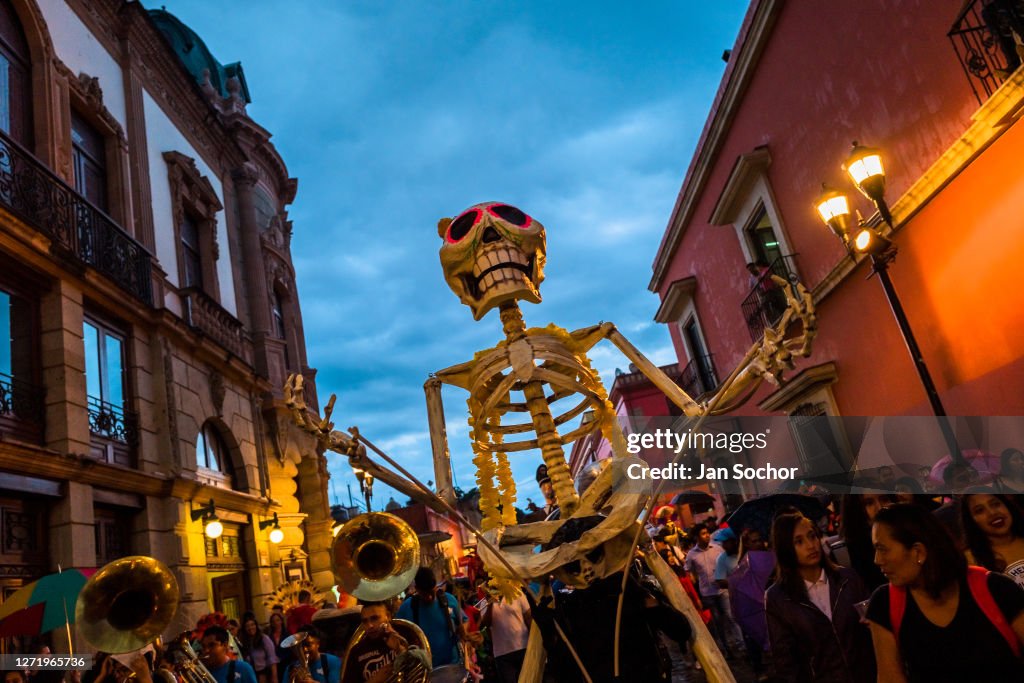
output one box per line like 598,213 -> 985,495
472,245 -> 531,278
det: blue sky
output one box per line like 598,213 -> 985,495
157,1 -> 747,511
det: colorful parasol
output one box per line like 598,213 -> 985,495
0,567 -> 96,637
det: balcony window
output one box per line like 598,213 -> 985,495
746,208 -> 783,268
84,317 -> 137,466
71,111 -> 107,213
0,1 -> 31,147
681,321 -> 718,397
181,213 -> 203,289
272,289 -> 286,340
741,255 -> 799,342
0,283 -> 42,442
164,151 -> 222,301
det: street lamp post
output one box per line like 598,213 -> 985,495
816,143 -> 964,467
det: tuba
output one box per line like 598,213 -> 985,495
77,556 -> 217,683
333,513 -> 433,683
331,512 -> 420,601
77,556 -> 180,654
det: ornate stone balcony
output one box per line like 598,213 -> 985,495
0,130 -> 153,304
181,286 -> 250,363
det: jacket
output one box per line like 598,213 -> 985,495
765,566 -> 875,683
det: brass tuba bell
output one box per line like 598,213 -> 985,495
331,512 -> 419,601
76,555 -> 180,654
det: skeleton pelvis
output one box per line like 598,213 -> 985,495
478,469 -> 647,584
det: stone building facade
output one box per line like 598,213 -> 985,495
0,0 -> 332,646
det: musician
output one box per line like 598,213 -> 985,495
201,626 -> 258,683
283,626 -> 340,683
340,603 -> 430,683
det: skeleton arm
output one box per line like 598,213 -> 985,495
571,276 -> 816,417
425,376 -> 456,506
283,374 -> 446,512
569,322 -> 703,416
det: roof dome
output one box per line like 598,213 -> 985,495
148,8 -> 251,103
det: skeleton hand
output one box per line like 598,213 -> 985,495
760,275 -> 816,383
284,374 -> 354,454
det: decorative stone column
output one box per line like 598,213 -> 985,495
231,164 -> 273,378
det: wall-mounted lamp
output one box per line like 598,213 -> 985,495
191,499 -> 223,539
259,512 -> 284,544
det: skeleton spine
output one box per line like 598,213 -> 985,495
499,303 -> 580,515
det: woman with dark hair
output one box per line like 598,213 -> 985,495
961,490 -> 1024,588
266,611 -> 291,683
765,512 -> 875,683
999,448 -> 1024,493
835,490 -> 892,591
867,503 -> 1024,682
240,616 -> 278,683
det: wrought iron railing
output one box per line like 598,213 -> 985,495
87,395 -> 138,445
680,354 -> 718,398
181,287 -> 250,363
741,255 -> 799,342
0,371 -> 45,442
949,0 -> 1024,105
0,129 -> 152,304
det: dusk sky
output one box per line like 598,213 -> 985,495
155,1 -> 748,511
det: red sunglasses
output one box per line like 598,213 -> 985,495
445,204 -> 533,243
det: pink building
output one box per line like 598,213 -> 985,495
648,0 -> 1024,484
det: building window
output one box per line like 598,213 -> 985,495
196,420 -> 235,489
94,506 -> 130,565
196,422 -> 227,472
745,207 -> 784,270
0,283 -> 42,442
272,289 -> 286,340
180,213 -> 203,289
71,111 -> 107,212
0,1 -> 31,147
84,316 -> 136,465
681,318 -> 718,396
788,400 -> 853,479
164,152 -> 222,299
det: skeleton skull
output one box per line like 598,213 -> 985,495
438,202 -> 547,320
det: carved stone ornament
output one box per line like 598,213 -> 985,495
209,369 -> 225,416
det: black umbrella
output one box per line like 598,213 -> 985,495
670,491 -> 716,510
726,494 -> 828,537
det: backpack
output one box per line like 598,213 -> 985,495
888,566 -> 1021,657
411,590 -> 457,639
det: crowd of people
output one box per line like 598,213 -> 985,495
8,450 -> 1024,683
641,456 -> 1024,682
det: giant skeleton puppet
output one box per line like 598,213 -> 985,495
432,202 -> 815,680
286,202 -> 816,683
